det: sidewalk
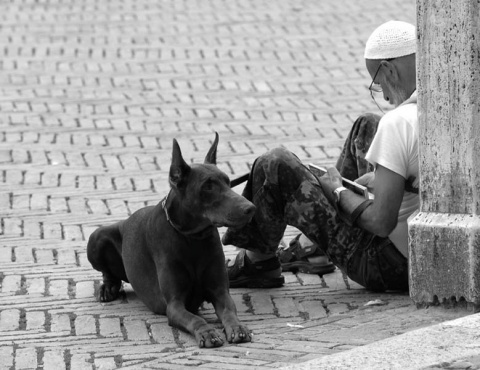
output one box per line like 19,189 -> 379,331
282,313 -> 480,370
0,0 -> 478,369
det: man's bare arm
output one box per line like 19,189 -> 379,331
319,165 -> 405,237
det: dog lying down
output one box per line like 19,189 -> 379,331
87,133 -> 255,348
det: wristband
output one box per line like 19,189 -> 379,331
350,200 -> 373,226
333,196 -> 373,227
333,186 -> 348,207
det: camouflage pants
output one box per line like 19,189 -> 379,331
224,113 -> 409,292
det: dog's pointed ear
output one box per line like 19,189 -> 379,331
204,132 -> 219,165
169,139 -> 191,189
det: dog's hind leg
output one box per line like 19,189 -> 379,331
87,223 -> 128,302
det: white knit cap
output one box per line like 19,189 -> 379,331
364,20 -> 416,59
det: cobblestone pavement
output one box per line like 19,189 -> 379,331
0,0 -> 475,369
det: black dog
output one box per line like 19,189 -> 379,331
87,133 -> 255,348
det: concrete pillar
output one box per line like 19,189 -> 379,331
409,0 -> 480,307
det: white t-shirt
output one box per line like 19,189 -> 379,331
365,99 -> 419,257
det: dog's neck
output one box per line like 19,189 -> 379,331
161,190 -> 215,239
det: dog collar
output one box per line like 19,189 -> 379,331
161,191 -> 214,239
161,193 -> 173,224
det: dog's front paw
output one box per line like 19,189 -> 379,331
194,325 -> 224,348
224,324 -> 252,344
98,282 -> 122,302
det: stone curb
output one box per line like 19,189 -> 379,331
281,313 -> 480,370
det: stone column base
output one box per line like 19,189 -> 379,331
408,211 -> 480,308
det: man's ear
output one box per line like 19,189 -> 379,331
381,60 -> 399,82
169,139 -> 191,189
204,132 -> 219,165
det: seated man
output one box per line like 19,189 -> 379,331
223,20 -> 419,292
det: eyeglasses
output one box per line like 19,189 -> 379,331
368,64 -> 385,113
368,58 -> 395,114
368,64 -> 383,93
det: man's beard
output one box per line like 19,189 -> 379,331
385,79 -> 410,107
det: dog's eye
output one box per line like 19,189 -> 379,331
202,180 -> 214,191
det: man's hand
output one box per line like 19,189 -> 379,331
318,167 -> 344,204
317,165 -> 406,239
355,172 -> 375,192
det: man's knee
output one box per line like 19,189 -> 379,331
355,112 -> 381,126
259,147 -> 297,163
254,147 -> 311,188
352,113 -> 381,143
345,112 -> 381,162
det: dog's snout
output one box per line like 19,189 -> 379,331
243,204 -> 256,218
210,195 -> 256,228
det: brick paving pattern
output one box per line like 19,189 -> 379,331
0,0 -> 473,369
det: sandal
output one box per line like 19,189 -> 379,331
226,250 -> 285,288
278,234 -> 336,275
